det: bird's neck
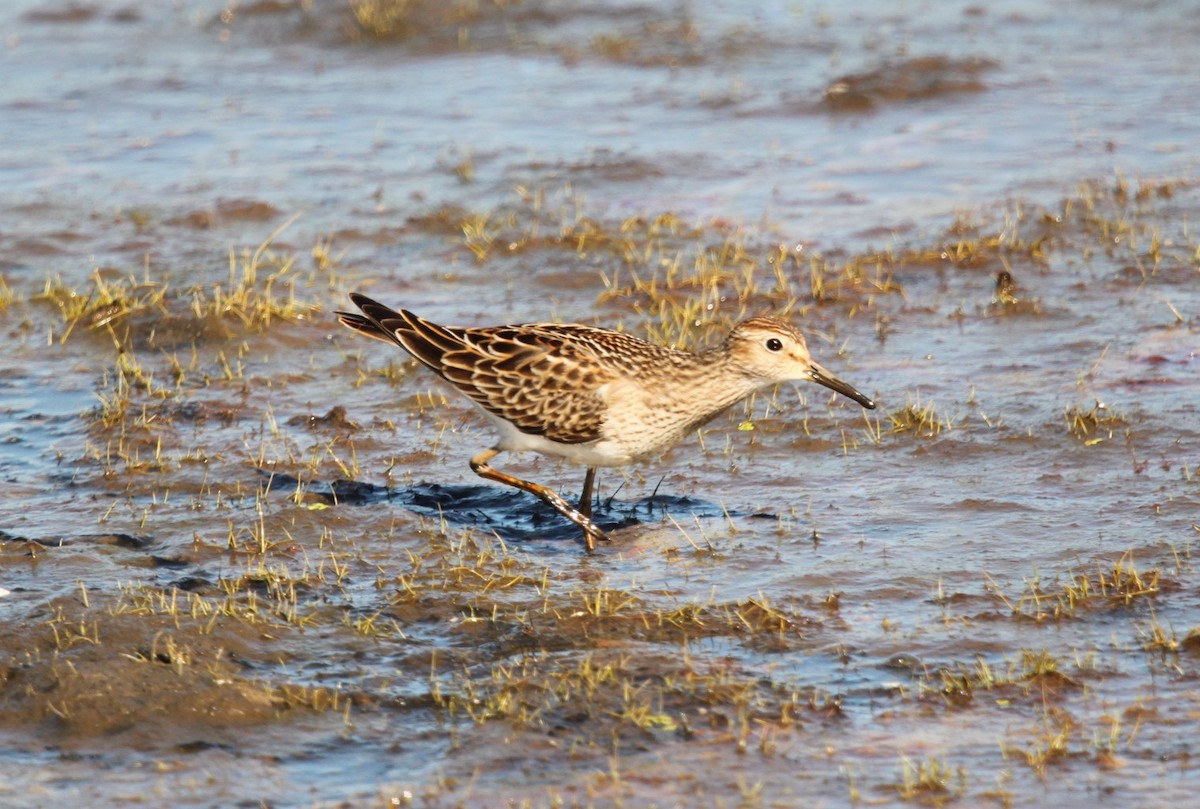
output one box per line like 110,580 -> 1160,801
667,346 -> 766,426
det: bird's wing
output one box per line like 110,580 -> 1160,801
336,311 -> 394,344
339,294 -> 617,444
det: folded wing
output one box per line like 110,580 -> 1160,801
338,293 -> 615,444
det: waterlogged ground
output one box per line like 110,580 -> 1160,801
1,1 -> 1199,807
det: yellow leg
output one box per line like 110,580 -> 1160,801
578,467 -> 597,520
470,449 -> 608,552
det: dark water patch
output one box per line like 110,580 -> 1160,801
279,473 -> 746,543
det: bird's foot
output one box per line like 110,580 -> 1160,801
580,521 -> 609,553
543,490 -> 609,552
469,453 -> 610,552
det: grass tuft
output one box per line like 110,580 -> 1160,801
1064,400 -> 1128,443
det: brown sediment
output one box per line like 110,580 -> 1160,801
1,177 -> 1199,805
820,56 -> 996,113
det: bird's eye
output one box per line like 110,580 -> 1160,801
765,338 -> 783,352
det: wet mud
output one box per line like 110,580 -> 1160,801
1,1 -> 1199,807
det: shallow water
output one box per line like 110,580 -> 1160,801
1,1 -> 1199,807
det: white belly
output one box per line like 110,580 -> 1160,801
486,413 -> 639,467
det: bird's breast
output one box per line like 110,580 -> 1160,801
598,374 -> 753,461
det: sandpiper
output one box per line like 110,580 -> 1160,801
338,292 -> 876,550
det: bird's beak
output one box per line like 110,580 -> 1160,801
810,363 -> 876,409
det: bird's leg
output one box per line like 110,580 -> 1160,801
470,449 -> 609,552
578,467 -> 597,520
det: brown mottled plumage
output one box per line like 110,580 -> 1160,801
338,292 -> 876,551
